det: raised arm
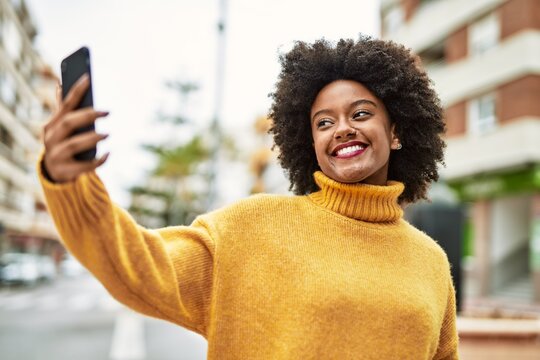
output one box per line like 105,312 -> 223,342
39,168 -> 215,335
39,75 -> 214,335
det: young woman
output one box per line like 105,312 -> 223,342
40,36 -> 458,359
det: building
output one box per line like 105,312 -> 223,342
0,0 -> 59,257
381,0 -> 540,306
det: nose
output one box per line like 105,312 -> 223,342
334,119 -> 357,140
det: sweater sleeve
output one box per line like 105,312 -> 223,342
38,162 -> 215,336
433,279 -> 459,360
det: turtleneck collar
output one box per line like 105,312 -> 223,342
307,171 -> 404,223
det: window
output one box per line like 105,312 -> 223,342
0,10 -> 4,46
0,177 -> 7,204
0,70 -> 17,108
419,42 -> 446,72
0,124 -> 13,149
468,93 -> 497,136
469,12 -> 499,56
3,20 -> 22,61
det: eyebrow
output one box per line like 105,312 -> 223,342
311,99 -> 378,122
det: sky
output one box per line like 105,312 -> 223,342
26,0 -> 381,207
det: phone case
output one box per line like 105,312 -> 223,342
60,46 -> 96,161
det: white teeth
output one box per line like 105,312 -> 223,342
336,145 -> 364,156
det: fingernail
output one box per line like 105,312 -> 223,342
97,152 -> 110,164
98,111 -> 110,116
101,133 -> 109,139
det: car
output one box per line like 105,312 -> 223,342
37,255 -> 57,282
0,253 -> 41,286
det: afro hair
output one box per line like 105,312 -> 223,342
269,36 -> 446,204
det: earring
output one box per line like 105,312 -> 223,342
396,143 -> 402,150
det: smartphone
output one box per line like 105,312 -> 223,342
60,46 -> 96,161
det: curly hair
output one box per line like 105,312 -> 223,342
269,36 -> 446,204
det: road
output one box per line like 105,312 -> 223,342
4,274 -> 540,359
0,273 -> 207,360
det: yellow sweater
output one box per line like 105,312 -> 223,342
39,167 -> 458,359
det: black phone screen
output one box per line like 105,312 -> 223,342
60,46 -> 96,161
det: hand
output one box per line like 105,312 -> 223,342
42,74 -> 110,183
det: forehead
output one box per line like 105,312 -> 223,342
311,80 -> 380,111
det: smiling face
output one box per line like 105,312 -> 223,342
310,80 -> 400,186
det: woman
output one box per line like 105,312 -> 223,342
40,36 -> 458,359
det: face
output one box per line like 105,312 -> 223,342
310,80 -> 400,186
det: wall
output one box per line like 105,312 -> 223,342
490,193 -> 531,290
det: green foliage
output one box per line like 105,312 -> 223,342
144,136 -> 210,177
155,110 -> 190,125
165,80 -> 199,96
128,186 -> 172,198
128,79 -> 215,227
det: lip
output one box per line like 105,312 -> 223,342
331,141 -> 368,159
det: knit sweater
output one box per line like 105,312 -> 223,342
39,166 -> 459,360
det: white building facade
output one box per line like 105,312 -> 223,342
0,0 -> 58,256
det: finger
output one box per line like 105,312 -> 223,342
57,131 -> 108,159
65,152 -> 110,180
46,109 -> 108,147
46,131 -> 104,163
43,103 -> 62,132
47,75 -> 88,132
59,74 -> 90,114
52,152 -> 110,183
43,84 -> 64,130
45,82 -> 62,116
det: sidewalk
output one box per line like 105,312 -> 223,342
458,316 -> 540,359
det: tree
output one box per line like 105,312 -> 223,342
128,80 -> 214,227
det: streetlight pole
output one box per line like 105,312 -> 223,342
207,0 -> 228,210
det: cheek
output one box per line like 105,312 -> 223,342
376,127 -> 394,149
311,133 -> 321,154
313,145 -> 325,166
312,134 -> 329,163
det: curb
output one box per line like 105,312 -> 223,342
458,317 -> 540,340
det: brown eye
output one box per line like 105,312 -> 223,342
317,119 -> 332,128
353,110 -> 371,119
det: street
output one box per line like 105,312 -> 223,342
0,273 -> 207,360
3,272 -> 540,359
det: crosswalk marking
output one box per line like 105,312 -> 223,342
110,309 -> 146,360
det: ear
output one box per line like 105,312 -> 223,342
390,124 -> 401,150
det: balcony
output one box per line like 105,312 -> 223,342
385,0 -> 506,54
443,117 -> 540,181
430,30 -> 540,106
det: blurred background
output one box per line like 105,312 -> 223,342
0,0 -> 539,359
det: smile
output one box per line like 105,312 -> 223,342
332,142 -> 368,159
